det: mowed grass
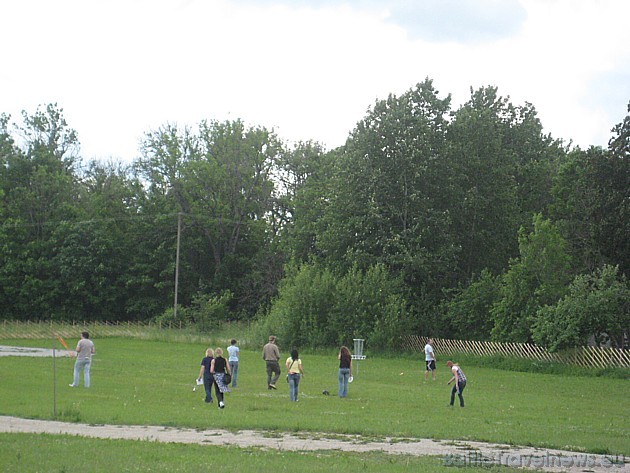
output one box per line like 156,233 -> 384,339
0,433 -> 515,473
0,337 -> 628,458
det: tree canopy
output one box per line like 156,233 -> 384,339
1,94 -> 628,350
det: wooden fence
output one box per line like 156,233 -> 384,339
402,335 -> 630,369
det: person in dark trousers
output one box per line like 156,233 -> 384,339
447,360 -> 467,407
197,348 -> 214,403
262,335 -> 281,390
210,347 -> 231,409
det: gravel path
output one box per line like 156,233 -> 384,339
0,416 -> 626,472
0,345 -> 73,357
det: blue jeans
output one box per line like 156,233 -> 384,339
338,368 -> 350,397
229,361 -> 239,387
288,372 -> 301,401
73,358 -> 91,387
203,372 -> 214,402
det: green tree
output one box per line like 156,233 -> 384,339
272,140 -> 330,263
445,87 -> 565,281
444,269 -> 501,340
137,120 -> 282,319
533,265 -> 630,350
491,214 -> 572,342
445,87 -> 520,279
317,79 -> 457,329
0,105 -> 82,319
551,147 -> 602,274
260,262 -> 409,350
552,136 -> 629,279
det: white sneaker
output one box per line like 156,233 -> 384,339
219,401 -> 225,409
69,384 -> 76,387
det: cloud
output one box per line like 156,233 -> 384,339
380,0 -> 527,42
232,0 -> 527,42
1,0 -> 628,162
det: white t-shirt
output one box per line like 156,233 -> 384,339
227,345 -> 239,362
424,343 -> 435,361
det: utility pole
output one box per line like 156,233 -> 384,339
174,212 -> 182,318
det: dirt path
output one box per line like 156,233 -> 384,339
0,415 -> 626,472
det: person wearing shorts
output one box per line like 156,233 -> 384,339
424,338 -> 436,381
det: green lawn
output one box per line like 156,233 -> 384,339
0,337 -> 628,458
0,433 -> 516,473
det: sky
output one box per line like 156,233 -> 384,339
1,0 -> 629,163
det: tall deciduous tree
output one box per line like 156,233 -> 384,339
552,105 -> 629,278
137,119 -> 282,318
317,79 -> 457,328
0,105 -> 82,319
445,87 -> 519,280
446,87 -> 564,282
272,140 -> 330,263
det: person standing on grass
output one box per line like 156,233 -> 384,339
197,348 -> 215,403
446,360 -> 467,407
69,331 -> 95,388
227,339 -> 240,388
210,347 -> 231,409
286,348 -> 305,402
424,338 -> 437,381
338,346 -> 352,398
262,335 -> 281,390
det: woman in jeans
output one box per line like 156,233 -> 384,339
285,348 -> 304,402
338,346 -> 352,398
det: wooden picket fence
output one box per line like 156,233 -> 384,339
402,335 -> 630,369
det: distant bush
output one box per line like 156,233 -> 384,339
254,262 -> 411,350
153,290 -> 233,332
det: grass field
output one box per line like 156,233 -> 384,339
0,432 -> 516,473
0,337 -> 628,471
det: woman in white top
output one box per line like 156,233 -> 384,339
446,360 -> 467,407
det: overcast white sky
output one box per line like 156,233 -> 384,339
1,0 -> 629,163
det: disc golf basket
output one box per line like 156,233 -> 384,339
352,338 -> 367,374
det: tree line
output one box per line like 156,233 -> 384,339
1,79 -> 628,350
